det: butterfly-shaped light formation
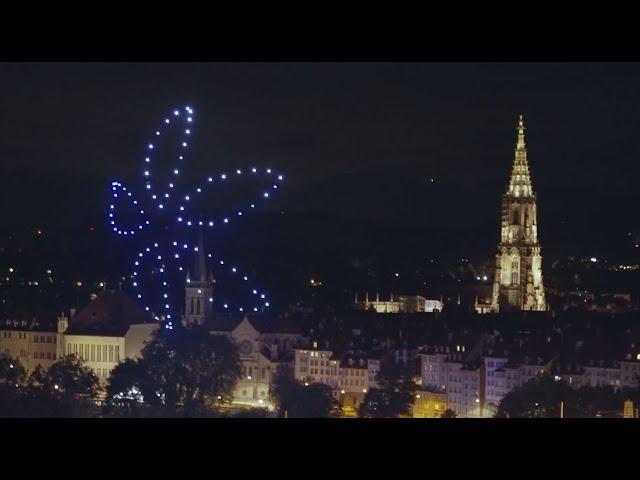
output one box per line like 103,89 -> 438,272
108,105 -> 284,330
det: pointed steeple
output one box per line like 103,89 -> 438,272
194,226 -> 207,282
508,115 -> 534,198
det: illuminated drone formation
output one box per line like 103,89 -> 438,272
108,105 -> 284,329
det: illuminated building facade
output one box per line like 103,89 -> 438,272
354,293 -> 443,313
294,346 -> 380,410
412,390 -> 448,418
489,116 -> 547,312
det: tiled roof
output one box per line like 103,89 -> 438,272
65,291 -> 152,337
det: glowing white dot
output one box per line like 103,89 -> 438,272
236,169 -> 241,174
208,177 -> 213,182
266,168 -> 271,173
174,169 -> 179,175
187,117 -> 192,122
232,268 -> 237,272
145,157 -> 150,163
159,204 -> 163,209
252,167 -> 257,173
264,192 -> 269,198
174,110 -> 179,116
148,144 -> 154,149
223,218 -> 229,223
185,196 -> 190,201
182,142 -> 187,147
144,171 -> 149,176
156,131 -> 160,136
165,119 -> 170,124
185,129 -> 190,134
278,175 -> 283,180
221,174 -> 227,180
209,221 -> 214,226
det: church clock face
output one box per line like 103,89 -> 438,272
239,340 -> 253,355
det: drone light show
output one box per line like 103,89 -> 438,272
108,105 -> 284,329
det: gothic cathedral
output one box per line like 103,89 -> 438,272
490,116 -> 546,312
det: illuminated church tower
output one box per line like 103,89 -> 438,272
490,115 -> 546,312
183,228 -> 215,326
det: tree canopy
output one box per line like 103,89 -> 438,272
271,364 -> 335,418
106,325 -> 242,417
358,361 -> 417,418
496,373 -> 640,418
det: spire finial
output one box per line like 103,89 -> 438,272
194,226 -> 207,282
517,114 -> 526,149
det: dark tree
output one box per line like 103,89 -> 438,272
14,355 -> 101,417
496,374 -> 576,418
0,355 -> 26,417
41,355 -> 100,399
271,364 -> 335,418
0,354 -> 26,385
358,361 -> 417,418
440,408 -> 457,418
106,325 -> 242,417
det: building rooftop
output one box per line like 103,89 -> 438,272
66,291 -> 152,337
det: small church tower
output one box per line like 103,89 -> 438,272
491,115 -> 546,312
183,228 -> 215,326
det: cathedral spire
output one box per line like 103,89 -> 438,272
508,114 -> 533,198
194,226 -> 207,282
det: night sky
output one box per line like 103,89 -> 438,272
1,62 -> 640,272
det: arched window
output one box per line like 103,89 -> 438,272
511,207 -> 520,225
511,259 -> 519,285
